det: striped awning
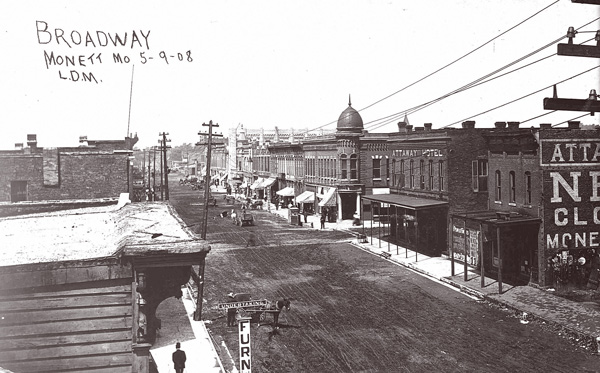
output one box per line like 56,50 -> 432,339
261,177 -> 277,188
276,187 -> 295,197
318,188 -> 337,207
250,178 -> 264,190
296,191 -> 315,204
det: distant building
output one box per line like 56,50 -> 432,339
0,134 -> 138,207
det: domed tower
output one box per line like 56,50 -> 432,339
336,95 -> 364,134
335,95 -> 363,220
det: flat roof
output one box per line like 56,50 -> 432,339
0,202 -> 208,268
362,194 -> 448,210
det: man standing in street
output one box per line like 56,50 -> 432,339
320,211 -> 326,230
172,342 -> 187,373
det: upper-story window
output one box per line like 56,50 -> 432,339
509,171 -> 516,203
372,158 -> 381,179
495,170 -> 502,201
419,160 -> 425,189
438,160 -> 445,191
409,160 -> 415,188
340,154 -> 347,180
472,160 -> 488,192
386,158 -> 390,185
525,171 -> 532,205
428,160 -> 434,190
350,154 -> 358,180
399,159 -> 405,187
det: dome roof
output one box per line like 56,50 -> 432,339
336,96 -> 363,133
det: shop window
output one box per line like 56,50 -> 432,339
495,170 -> 502,202
472,159 -> 488,192
340,154 -> 347,179
509,171 -> 516,203
372,158 -> 381,179
350,154 -> 358,180
525,171 -> 532,205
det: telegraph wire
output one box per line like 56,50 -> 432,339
365,34 -> 598,132
291,0 -> 561,136
439,64 -> 600,129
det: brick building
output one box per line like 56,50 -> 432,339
0,134 -> 137,204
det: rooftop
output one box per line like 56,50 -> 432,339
0,201 -> 207,268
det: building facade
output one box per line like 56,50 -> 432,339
0,134 -> 137,203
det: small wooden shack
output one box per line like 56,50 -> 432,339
0,201 -> 210,373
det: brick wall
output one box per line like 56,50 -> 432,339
0,151 -> 129,202
446,129 -> 489,214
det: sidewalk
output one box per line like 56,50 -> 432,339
351,235 -> 600,350
150,287 -> 224,373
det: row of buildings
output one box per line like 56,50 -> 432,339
210,99 -> 600,290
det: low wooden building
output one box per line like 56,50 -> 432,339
0,200 -> 209,373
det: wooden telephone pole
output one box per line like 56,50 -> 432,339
159,132 -> 171,200
194,120 -> 222,321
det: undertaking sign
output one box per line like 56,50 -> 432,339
216,299 -> 268,310
239,318 -> 252,373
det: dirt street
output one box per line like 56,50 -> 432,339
168,177 -> 600,372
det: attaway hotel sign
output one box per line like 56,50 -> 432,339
541,136 -> 600,250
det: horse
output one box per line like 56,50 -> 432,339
262,298 -> 291,328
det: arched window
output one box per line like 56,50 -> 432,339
509,171 -> 516,203
409,160 -> 415,188
525,171 -> 532,205
340,154 -> 347,179
350,154 -> 358,180
495,170 -> 502,201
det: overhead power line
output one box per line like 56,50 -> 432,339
293,0 -> 561,136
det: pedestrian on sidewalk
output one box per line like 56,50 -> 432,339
320,213 -> 326,230
172,342 -> 187,373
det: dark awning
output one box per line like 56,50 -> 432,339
451,210 -> 541,226
362,194 -> 448,210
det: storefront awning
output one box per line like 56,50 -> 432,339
318,188 -> 337,207
219,174 -> 228,182
362,194 -> 448,210
240,182 -> 248,188
250,178 -> 264,190
276,187 -> 295,197
211,174 -> 220,180
296,191 -> 315,204
261,177 -> 277,189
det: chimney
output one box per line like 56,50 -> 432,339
461,121 -> 475,129
540,123 -> 552,129
27,134 -> 37,148
424,123 -> 433,131
568,121 -> 581,129
494,122 -> 507,129
406,124 -> 413,133
397,121 -> 408,133
507,121 -> 520,129
79,136 -> 88,146
273,127 -> 279,142
14,143 -> 23,150
414,127 -> 424,132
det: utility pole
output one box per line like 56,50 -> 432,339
197,120 -> 223,240
543,7 -> 600,115
159,142 -> 164,201
159,132 -> 171,200
193,120 -> 222,321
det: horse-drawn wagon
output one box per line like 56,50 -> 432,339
234,211 -> 254,226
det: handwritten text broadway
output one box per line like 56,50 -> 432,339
36,21 -> 151,50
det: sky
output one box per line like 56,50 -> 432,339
1,0 -> 599,150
